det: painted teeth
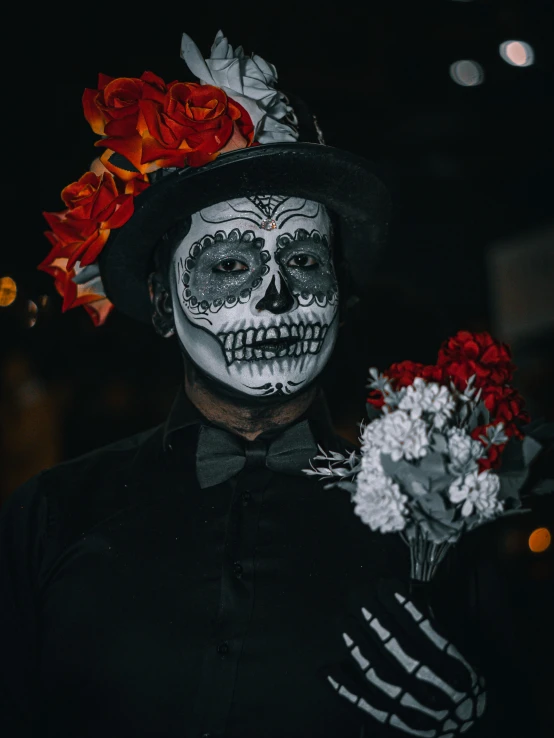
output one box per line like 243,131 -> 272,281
218,323 -> 328,364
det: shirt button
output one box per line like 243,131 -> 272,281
217,641 -> 229,657
233,562 -> 243,578
241,490 -> 251,505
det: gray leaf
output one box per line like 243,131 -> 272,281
417,452 -> 447,478
498,469 -> 530,502
432,433 -> 449,454
522,435 -> 543,466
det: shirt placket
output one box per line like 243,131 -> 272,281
190,443 -> 272,738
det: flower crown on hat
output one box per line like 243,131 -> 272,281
40,31 -> 300,326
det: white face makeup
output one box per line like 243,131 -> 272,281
170,196 -> 339,398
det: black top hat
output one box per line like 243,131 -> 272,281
41,31 -> 391,326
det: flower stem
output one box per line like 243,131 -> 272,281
402,528 -> 453,583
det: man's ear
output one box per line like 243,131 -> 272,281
148,271 -> 175,338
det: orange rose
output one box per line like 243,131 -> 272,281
84,72 -> 168,175
38,256 -> 114,326
140,82 -> 254,168
43,172 -> 134,268
83,71 -> 166,137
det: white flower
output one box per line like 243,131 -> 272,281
360,441 -> 384,475
180,30 -> 298,144
398,378 -> 456,429
362,410 -> 429,462
448,470 -> 503,519
446,427 -> 484,472
354,470 -> 408,533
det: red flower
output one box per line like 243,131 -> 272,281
38,256 -> 113,326
481,384 -> 530,438
386,361 -> 445,388
437,330 -> 515,390
139,82 -> 254,168
83,71 -> 167,138
470,424 -> 506,471
84,71 -> 169,176
42,172 -> 134,269
366,389 -> 386,410
366,361 -> 445,409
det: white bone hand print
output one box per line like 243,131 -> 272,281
326,581 -> 486,737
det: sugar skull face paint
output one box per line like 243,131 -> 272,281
170,195 -> 339,397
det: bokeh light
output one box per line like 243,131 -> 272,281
449,60 -> 484,87
528,527 -> 551,554
499,40 -> 535,67
27,301 -> 38,328
0,276 -> 17,306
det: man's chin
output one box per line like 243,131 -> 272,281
180,346 -> 322,406
217,354 -> 324,398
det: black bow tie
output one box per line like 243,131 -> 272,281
195,419 -> 319,489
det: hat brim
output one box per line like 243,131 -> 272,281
98,142 -> 391,324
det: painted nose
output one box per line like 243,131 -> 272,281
255,274 -> 295,314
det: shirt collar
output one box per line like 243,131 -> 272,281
162,384 -> 342,453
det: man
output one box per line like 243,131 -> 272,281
0,30 -> 541,738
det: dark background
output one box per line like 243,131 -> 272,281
1,1 -> 553,732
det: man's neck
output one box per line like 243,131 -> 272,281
184,371 -> 317,441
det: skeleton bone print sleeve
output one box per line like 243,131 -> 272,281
326,579 -> 486,738
323,530 -> 544,738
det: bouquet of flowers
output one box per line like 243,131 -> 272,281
306,330 -> 553,581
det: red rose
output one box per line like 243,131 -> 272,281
84,72 -> 168,176
83,71 -> 166,138
140,82 -> 254,168
437,330 -> 515,390
38,256 -> 114,326
42,172 -> 134,268
481,384 -> 530,438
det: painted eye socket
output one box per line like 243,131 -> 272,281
287,254 -> 318,268
213,259 -> 249,273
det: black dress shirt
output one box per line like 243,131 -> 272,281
0,388 -> 543,737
